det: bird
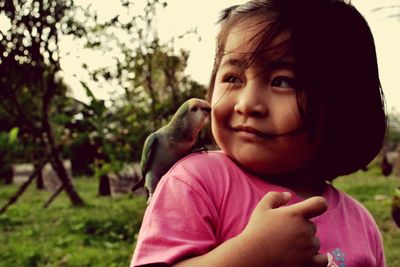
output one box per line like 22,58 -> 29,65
392,186 -> 400,228
131,98 -> 211,204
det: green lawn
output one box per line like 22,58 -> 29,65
0,178 -> 147,267
0,167 -> 399,266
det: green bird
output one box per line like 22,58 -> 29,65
131,98 -> 211,203
392,186 -> 400,228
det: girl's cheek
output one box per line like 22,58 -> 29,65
211,102 -> 223,124
211,84 -> 225,106
210,109 -> 222,146
211,92 -> 232,119
211,99 -> 230,135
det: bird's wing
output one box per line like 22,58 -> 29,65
131,133 -> 159,192
140,132 -> 158,177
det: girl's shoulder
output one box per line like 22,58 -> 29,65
161,150 -> 245,194
179,150 -> 232,164
168,150 -> 238,176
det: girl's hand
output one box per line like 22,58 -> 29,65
238,192 -> 328,267
174,192 -> 328,267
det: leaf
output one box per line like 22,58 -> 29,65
80,81 -> 96,100
80,81 -> 107,116
53,114 -> 72,125
8,127 -> 19,144
92,99 -> 106,116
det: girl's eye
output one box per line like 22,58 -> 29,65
271,76 -> 296,89
223,75 -> 242,84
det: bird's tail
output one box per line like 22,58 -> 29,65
131,178 -> 144,192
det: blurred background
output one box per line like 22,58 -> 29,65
0,0 -> 399,266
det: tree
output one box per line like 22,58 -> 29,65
372,4 -> 400,21
56,0 -> 208,197
0,0 -> 85,206
79,0 -> 207,156
77,82 -> 131,196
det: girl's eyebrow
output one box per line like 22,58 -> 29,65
219,58 -> 247,70
264,59 -> 295,71
220,56 -> 295,71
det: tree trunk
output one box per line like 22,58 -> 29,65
50,153 -> 84,206
2,165 -> 14,185
98,174 -> 111,196
43,185 -> 63,209
36,172 -> 44,189
41,72 -> 85,206
42,117 -> 85,206
35,163 -> 45,189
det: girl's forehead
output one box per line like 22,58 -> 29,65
220,22 -> 293,67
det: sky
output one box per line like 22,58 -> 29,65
59,0 -> 400,111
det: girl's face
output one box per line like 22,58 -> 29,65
211,21 -> 318,175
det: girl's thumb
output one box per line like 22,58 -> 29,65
257,191 -> 292,210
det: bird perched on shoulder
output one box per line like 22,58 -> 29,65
392,186 -> 400,228
131,98 -> 211,204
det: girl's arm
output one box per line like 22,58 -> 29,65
174,192 -> 328,267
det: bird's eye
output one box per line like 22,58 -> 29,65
191,106 -> 198,112
201,107 -> 211,113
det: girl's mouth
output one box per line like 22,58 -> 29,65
232,125 -> 274,139
232,125 -> 304,139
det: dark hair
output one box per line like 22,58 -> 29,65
208,0 -> 387,180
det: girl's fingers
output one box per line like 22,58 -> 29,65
257,192 -> 327,220
313,253 -> 329,267
257,191 -> 292,210
289,196 -> 328,220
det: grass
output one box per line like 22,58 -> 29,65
0,167 -> 399,266
0,178 -> 147,267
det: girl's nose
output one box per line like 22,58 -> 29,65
234,87 -> 267,117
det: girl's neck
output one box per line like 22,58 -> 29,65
230,156 -> 326,199
260,170 -> 326,199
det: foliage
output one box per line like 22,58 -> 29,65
372,4 -> 400,21
0,0 -> 207,168
0,0 -> 208,202
0,0 -> 78,133
0,127 -> 20,153
76,0 -> 207,160
77,82 -> 132,177
0,0 -> 90,163
0,0 -> 86,204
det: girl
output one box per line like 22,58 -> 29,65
131,0 -> 387,266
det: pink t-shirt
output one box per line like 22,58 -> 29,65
131,151 -> 386,267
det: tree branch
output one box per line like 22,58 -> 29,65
0,158 -> 49,214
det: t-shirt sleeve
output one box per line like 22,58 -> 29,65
130,160 -> 219,267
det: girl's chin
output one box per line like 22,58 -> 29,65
229,153 -> 277,173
